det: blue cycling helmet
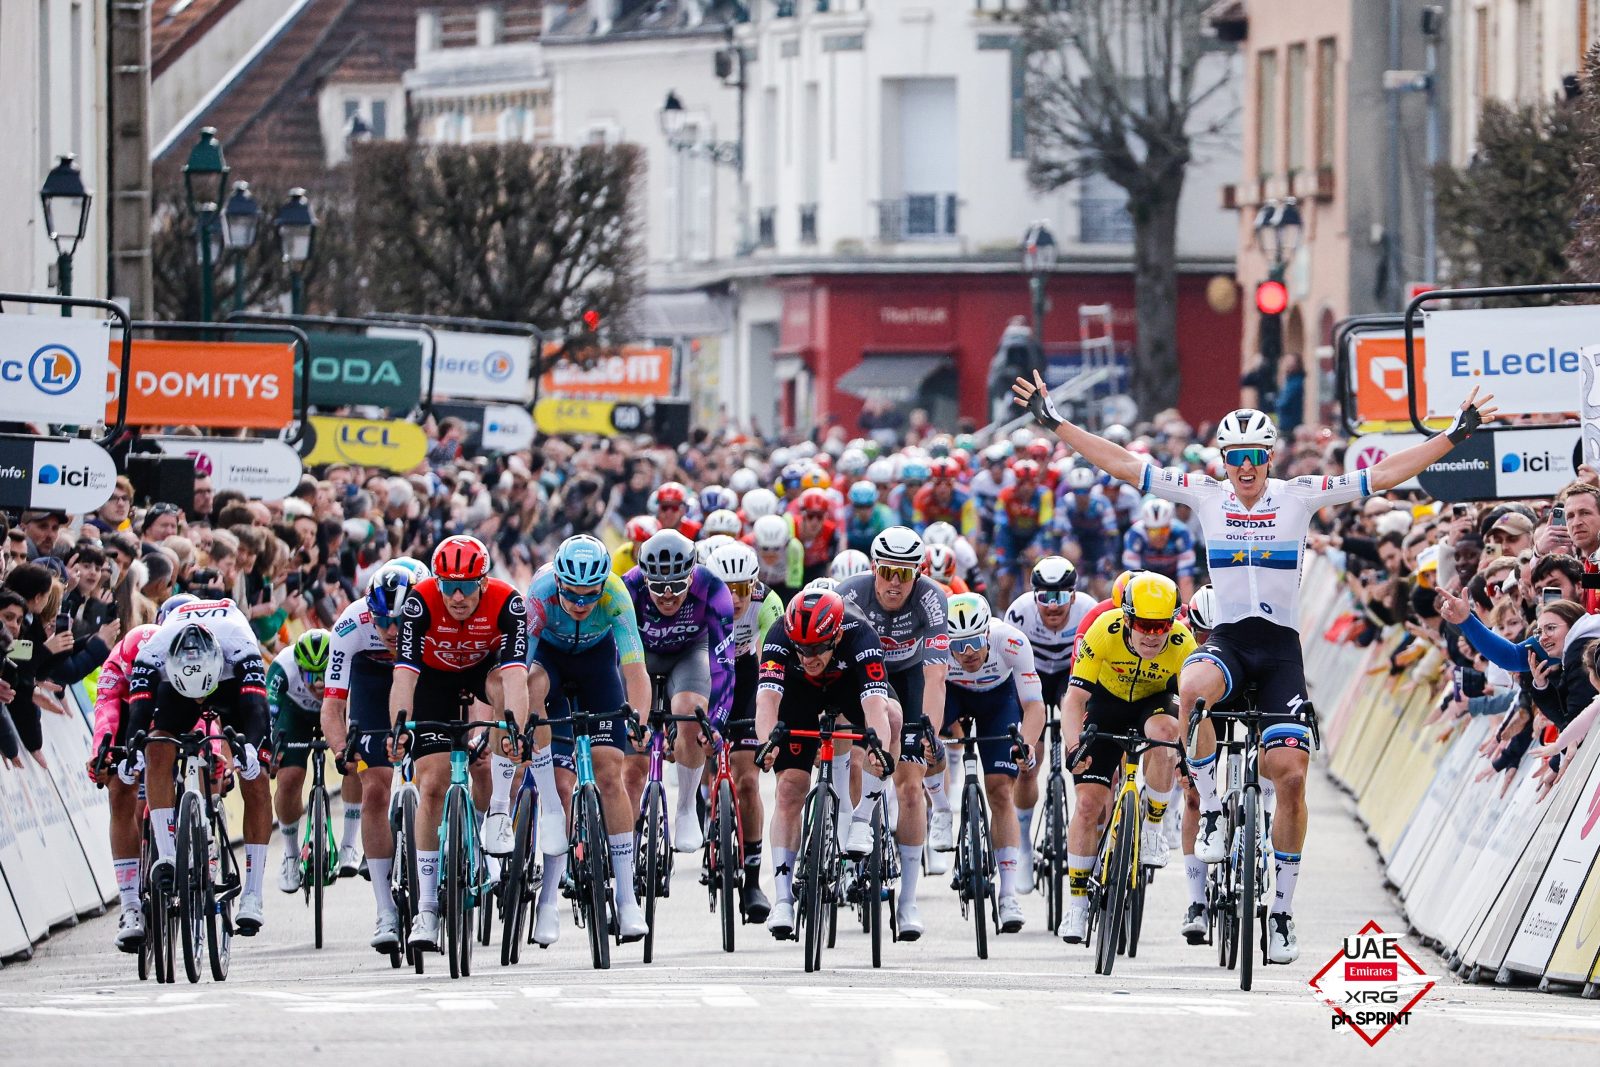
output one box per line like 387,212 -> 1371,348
158,593 -> 198,623
848,480 -> 878,507
387,555 -> 431,582
554,534 -> 611,586
901,459 -> 930,482
779,462 -> 807,497
699,485 -> 736,514
366,563 -> 415,618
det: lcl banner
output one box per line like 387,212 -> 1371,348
0,435 -> 118,512
1422,305 -> 1600,417
150,437 -> 303,501
369,327 -> 532,402
299,415 -> 427,473
0,315 -> 112,425
105,340 -> 296,428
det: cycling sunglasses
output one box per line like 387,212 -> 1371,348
876,565 -> 917,583
794,638 -> 838,657
802,510 -> 827,519
647,577 -> 692,597
1126,615 -> 1174,636
1222,447 -> 1271,468
558,584 -> 603,607
725,580 -> 754,599
1035,589 -> 1073,605
950,634 -> 988,654
373,614 -> 397,630
439,578 -> 483,598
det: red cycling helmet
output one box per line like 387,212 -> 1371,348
1026,439 -> 1053,463
785,589 -> 845,647
797,487 -> 831,514
432,535 -> 490,581
625,515 -> 661,544
653,482 -> 688,509
1012,459 -> 1042,481
930,457 -> 960,481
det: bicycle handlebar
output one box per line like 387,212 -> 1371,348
390,717 -> 514,760
1186,698 -> 1321,752
1064,725 -> 1185,769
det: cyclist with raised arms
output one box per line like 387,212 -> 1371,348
268,629 -> 335,893
126,598 -> 273,934
754,589 -> 900,939
943,593 -> 1045,933
387,535 -> 530,953
708,540 -> 783,921
622,529 -> 737,852
836,525 -> 949,940
524,534 -> 652,945
1013,370 -> 1498,962
320,558 -> 428,953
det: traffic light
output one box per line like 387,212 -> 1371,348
582,308 -> 601,332
1254,279 -> 1289,316
1255,280 -> 1284,404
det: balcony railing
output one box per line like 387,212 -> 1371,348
757,207 -> 776,248
878,193 -> 958,242
799,203 -> 818,244
1079,196 -> 1135,244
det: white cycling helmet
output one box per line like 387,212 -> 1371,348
1031,555 -> 1078,594
802,576 -> 839,595
829,549 -> 871,581
1009,428 -> 1035,450
753,513 -> 791,552
1188,584 -> 1218,631
701,509 -> 743,539
837,448 -> 869,477
695,536 -> 732,566
1066,467 -> 1097,491
1141,499 -> 1176,528
945,592 -> 990,642
1103,424 -> 1132,446
871,525 -> 924,567
729,467 -> 760,495
923,543 -> 957,584
924,521 -> 959,548
741,487 -> 781,521
866,459 -> 896,486
708,541 -> 760,586
168,622 -> 225,701
1215,407 -> 1278,450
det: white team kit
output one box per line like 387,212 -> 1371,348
1004,590 -> 1098,676
135,598 -> 261,678
268,646 -> 321,710
325,595 -> 394,700
946,618 -> 1043,703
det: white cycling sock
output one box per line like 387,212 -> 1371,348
609,833 -> 638,908
1187,753 -> 1220,811
539,850 -> 567,910
1262,777 -> 1278,814
898,844 -> 922,906
280,820 -> 300,857
924,772 -> 952,814
151,807 -> 175,863
1185,855 -> 1207,907
367,857 -> 394,916
417,851 -> 440,912
674,762 -> 701,819
773,847 -> 798,904
530,747 -> 562,818
243,844 -> 267,897
114,858 -> 140,910
489,755 -> 515,814
341,804 -> 362,850
1272,851 -> 1301,916
853,770 -> 887,823
996,846 -> 1020,898
832,750 -> 853,810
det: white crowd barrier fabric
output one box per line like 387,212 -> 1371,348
1300,553 -> 1600,998
0,679 -> 118,961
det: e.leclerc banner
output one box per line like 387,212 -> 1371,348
105,339 -> 295,428
289,332 -> 423,411
299,415 -> 428,472
151,437 -> 303,501
0,436 -> 117,512
368,327 -> 532,403
0,314 -> 111,425
1422,304 -> 1600,417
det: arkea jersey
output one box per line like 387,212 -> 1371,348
1139,464 -> 1371,628
267,646 -> 321,716
395,577 -> 528,674
524,566 -> 645,665
1004,590 -> 1099,675
325,595 -> 394,700
1122,519 -> 1198,579
836,572 -> 951,670
946,618 -> 1043,703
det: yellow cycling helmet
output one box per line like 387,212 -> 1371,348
1122,573 -> 1180,628
1111,570 -> 1138,607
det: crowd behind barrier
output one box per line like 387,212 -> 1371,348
1302,553 -> 1600,998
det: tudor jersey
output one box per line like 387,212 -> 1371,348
396,577 -> 529,673
1138,464 -> 1371,629
946,618 -> 1043,703
1004,590 -> 1099,675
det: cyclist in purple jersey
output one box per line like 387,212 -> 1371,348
623,530 -> 737,852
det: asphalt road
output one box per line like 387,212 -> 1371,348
3,768 -> 1597,1066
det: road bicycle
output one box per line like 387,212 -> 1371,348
1066,725 -> 1184,978
275,728 -> 345,950
945,719 -> 1026,960
391,715 -> 512,979
498,757 -> 543,966
388,751 -> 420,971
94,736 -> 167,982
703,714 -> 755,954
1188,695 -> 1318,992
758,719 -> 894,972
131,710 -> 244,985
633,673 -> 712,964
1032,709 -> 1070,936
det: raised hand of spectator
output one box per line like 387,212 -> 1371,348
96,617 -> 121,648
45,629 -> 74,654
1435,587 -> 1471,625
1528,650 -> 1556,689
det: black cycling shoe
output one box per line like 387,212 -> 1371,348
742,881 -> 772,924
1181,902 -> 1208,945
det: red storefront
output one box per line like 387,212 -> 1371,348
773,269 -> 1242,433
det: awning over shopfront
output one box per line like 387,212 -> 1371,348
635,291 -> 734,339
835,352 -> 954,404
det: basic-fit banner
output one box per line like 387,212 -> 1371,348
105,339 -> 295,428
0,314 -> 111,425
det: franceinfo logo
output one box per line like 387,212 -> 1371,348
1426,458 -> 1490,472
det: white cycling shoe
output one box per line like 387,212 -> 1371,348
1194,809 -> 1227,864
371,912 -> 400,952
533,903 -> 561,947
925,843 -> 951,876
278,852 -> 302,894
481,812 -> 515,858
617,898 -> 649,942
997,895 -> 1025,933
1267,912 -> 1300,963
1061,901 -> 1090,944
411,909 -> 440,951
844,819 -> 875,858
929,810 -> 955,852
339,845 -> 360,878
896,902 -> 925,942
673,811 -> 705,854
767,899 -> 795,939
235,892 -> 265,936
1140,822 -> 1170,869
115,906 -> 145,953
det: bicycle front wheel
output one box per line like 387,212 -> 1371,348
501,786 -> 533,966
207,806 -> 233,981
139,820 -> 158,982
443,790 -> 471,979
961,793 -> 989,960
580,786 -> 611,970
1095,791 -> 1137,977
866,800 -> 885,968
1240,786 -> 1258,992
800,790 -> 831,973
175,793 -> 207,984
397,788 -> 422,973
1043,774 -> 1066,935
716,781 -> 737,954
309,785 -> 329,950
641,782 -> 665,964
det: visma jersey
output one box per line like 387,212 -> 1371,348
1138,464 -> 1370,629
